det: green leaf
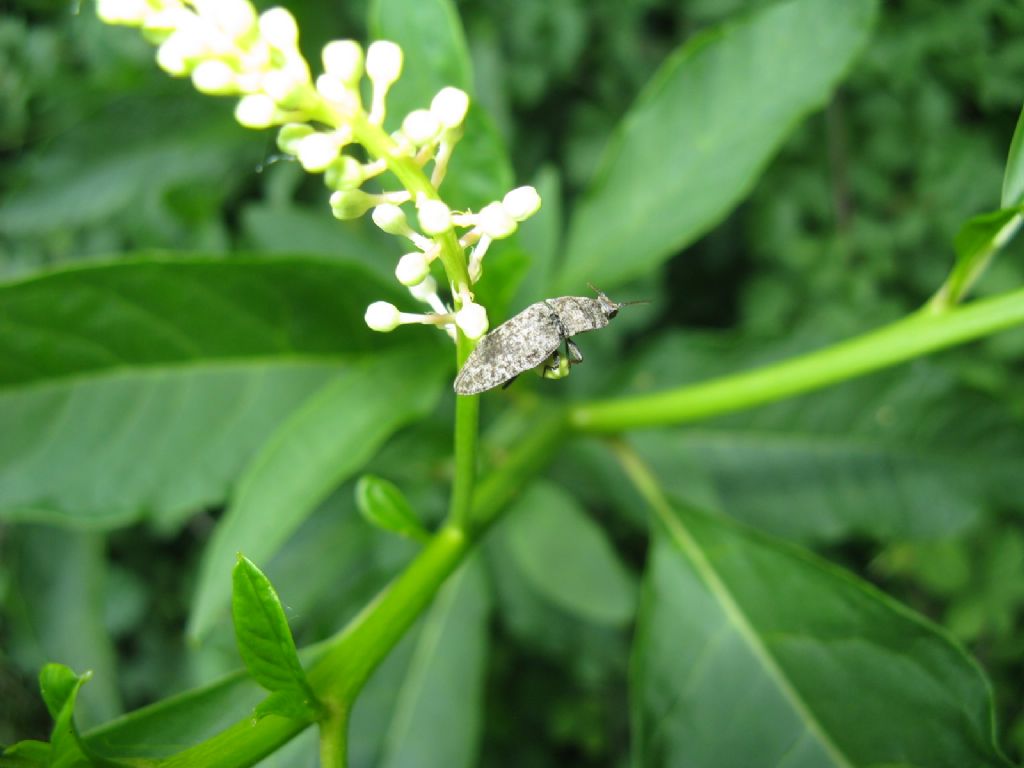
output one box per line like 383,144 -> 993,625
0,97 -> 258,238
38,664 -> 92,767
503,481 -> 637,626
556,0 -> 878,291
39,664 -> 81,722
367,0 -> 472,130
0,256 -> 425,529
5,527 -> 122,728
1001,102 -> 1024,207
355,475 -> 429,542
512,165 -> 563,307
253,690 -> 320,722
231,555 -> 318,719
632,502 -> 1012,767
934,206 -> 1024,307
239,202 -> 396,278
376,557 -> 491,768
189,347 -> 448,639
0,741 -> 51,768
81,667 -> 298,761
630,359 -> 1024,543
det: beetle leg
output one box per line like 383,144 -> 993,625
566,338 -> 584,365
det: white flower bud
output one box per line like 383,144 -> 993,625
401,109 -> 441,145
315,74 -> 349,105
477,201 -> 517,239
372,203 -> 409,235
96,0 -> 149,25
234,93 -> 278,128
417,198 -> 452,235
330,189 -> 377,220
295,132 -> 340,172
259,7 -> 299,50
322,40 -> 364,85
191,60 -> 237,94
365,301 -> 401,332
194,0 -> 256,38
455,302 -> 489,340
366,41 -> 403,86
395,252 -> 430,286
263,68 -> 311,108
502,185 -> 542,221
430,86 -> 469,129
156,34 -> 199,75
324,156 -> 365,190
409,274 -> 439,302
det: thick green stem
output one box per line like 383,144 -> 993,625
158,715 -> 305,768
307,525 -> 470,701
570,286 -> 1024,433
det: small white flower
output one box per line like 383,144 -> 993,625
96,0 -> 150,25
502,186 -> 542,221
395,252 -> 430,286
296,132 -> 342,172
417,198 -> 452,235
402,110 -> 441,145
477,201 -> 517,239
322,40 -> 363,85
365,40 -> 403,86
191,60 -> 237,94
259,7 -> 299,50
430,87 -> 469,130
234,93 -> 279,127
455,302 -> 489,340
365,301 -> 401,332
372,203 -> 410,236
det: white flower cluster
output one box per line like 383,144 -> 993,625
362,183 -> 540,341
96,0 -> 542,343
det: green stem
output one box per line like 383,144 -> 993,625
307,525 -> 470,701
570,286 -> 1024,433
158,714 -> 305,768
449,335 -> 480,530
318,708 -> 347,768
349,115 -> 471,295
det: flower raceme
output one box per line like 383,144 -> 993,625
95,0 -> 542,342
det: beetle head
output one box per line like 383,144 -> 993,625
587,282 -> 624,319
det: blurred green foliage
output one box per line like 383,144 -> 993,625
2,0 -> 1024,764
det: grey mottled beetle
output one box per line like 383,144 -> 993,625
454,286 -> 629,395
